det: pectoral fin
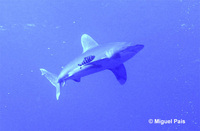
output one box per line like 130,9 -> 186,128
109,64 -> 127,85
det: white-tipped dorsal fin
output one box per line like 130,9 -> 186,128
81,34 -> 99,53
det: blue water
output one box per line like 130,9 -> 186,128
0,0 -> 199,130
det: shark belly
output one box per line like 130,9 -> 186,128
68,65 -> 105,81
69,57 -> 123,80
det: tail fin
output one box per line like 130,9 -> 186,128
40,68 -> 60,100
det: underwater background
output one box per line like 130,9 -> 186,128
0,0 -> 199,130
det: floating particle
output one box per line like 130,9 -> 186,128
26,24 -> 36,27
181,24 -> 186,27
0,25 -> 6,31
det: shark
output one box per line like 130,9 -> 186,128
40,34 -> 144,100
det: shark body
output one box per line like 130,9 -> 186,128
40,34 -> 144,100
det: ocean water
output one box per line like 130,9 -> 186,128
0,0 -> 199,130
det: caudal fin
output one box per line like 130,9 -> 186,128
40,68 -> 60,100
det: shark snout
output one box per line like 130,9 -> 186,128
126,44 -> 144,53
133,44 -> 144,51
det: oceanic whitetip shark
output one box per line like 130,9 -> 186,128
40,34 -> 144,100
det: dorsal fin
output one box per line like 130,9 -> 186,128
81,34 -> 99,53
